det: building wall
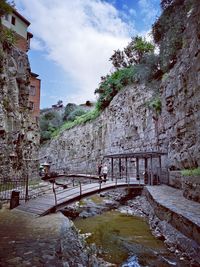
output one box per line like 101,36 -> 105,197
15,31 -> 29,52
2,13 -> 28,39
29,75 -> 41,122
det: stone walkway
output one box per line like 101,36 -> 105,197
146,185 -> 200,246
146,185 -> 200,227
0,205 -> 89,267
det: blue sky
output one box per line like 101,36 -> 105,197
15,0 -> 160,108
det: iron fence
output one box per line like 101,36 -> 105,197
0,176 -> 28,200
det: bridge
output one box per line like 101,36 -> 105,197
16,177 -> 144,216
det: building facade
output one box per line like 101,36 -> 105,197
30,73 -> 41,122
2,9 -> 41,121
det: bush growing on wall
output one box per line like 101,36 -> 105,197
152,0 -> 186,72
95,36 -> 157,111
67,108 -> 87,122
95,66 -> 136,111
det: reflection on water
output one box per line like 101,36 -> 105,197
74,210 -> 189,266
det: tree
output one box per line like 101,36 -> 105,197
109,36 -> 155,69
63,103 -> 77,121
0,0 -> 14,19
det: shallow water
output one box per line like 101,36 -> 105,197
74,209 -> 189,266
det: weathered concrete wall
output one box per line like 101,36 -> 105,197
0,45 -> 39,180
40,0 -> 200,174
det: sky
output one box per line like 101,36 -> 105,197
15,0 -> 161,108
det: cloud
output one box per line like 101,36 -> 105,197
15,0 -> 135,104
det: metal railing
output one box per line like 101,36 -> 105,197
0,176 -> 28,200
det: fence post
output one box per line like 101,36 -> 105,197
79,182 -> 82,196
25,174 -> 29,202
99,179 -> 101,192
52,180 -> 57,206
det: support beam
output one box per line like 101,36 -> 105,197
144,157 -> 148,185
158,155 -> 161,185
150,156 -> 153,185
111,157 -> 114,181
136,157 -> 139,180
119,158 -> 122,179
125,157 -> 128,183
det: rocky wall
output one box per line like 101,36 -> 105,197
40,84 -> 159,172
0,44 -> 39,181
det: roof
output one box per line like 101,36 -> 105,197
27,31 -> 33,38
31,72 -> 39,78
104,151 -> 167,159
13,9 -> 30,26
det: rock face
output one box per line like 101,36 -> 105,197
40,0 -> 200,173
0,44 -> 39,181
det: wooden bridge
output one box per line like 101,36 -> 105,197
16,178 -> 144,216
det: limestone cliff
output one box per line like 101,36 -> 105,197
40,0 -> 200,172
0,44 -> 39,180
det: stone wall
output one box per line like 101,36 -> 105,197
40,84 -> 159,172
40,0 -> 200,174
0,44 -> 39,181
183,176 -> 200,203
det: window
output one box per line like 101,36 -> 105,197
29,101 -> 34,110
4,14 -> 9,21
11,16 -> 16,25
30,86 -> 36,96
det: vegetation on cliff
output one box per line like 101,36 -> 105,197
95,36 -> 157,111
181,168 -> 200,177
0,0 -> 15,74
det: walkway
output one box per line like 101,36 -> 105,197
146,185 -> 200,246
16,178 -> 144,216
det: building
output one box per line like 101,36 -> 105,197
2,9 -> 41,121
29,73 -> 41,122
1,9 -> 33,52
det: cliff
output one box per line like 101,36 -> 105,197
40,0 -> 200,172
0,44 -> 39,180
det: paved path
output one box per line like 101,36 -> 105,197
16,178 -> 144,216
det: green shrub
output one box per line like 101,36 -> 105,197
95,66 -> 136,111
148,97 -> 162,115
152,0 -> 186,73
0,0 -> 13,18
67,108 -> 87,122
40,131 -> 52,143
0,28 -> 15,49
40,111 -> 63,143
63,103 -> 77,121
110,36 -> 155,69
181,167 -> 200,176
51,109 -> 100,138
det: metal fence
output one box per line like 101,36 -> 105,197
0,176 -> 28,200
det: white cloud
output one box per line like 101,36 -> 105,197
15,0 -> 135,104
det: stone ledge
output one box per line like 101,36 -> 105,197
145,185 -> 200,246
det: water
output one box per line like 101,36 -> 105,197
74,210 -> 189,266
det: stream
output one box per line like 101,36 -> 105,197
63,191 -> 190,266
